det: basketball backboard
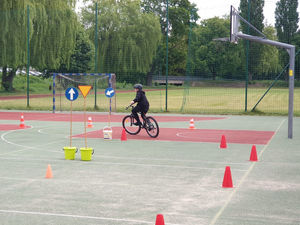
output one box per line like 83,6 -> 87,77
230,6 -> 240,44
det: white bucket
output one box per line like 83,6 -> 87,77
103,126 -> 112,140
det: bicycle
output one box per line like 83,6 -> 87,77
122,105 -> 159,138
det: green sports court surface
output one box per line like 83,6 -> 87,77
0,110 -> 299,225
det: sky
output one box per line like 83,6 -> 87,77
190,0 -> 277,25
76,0 -> 299,26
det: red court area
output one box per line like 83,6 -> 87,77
74,127 -> 274,145
0,112 -> 274,144
0,111 -> 225,123
0,124 -> 31,130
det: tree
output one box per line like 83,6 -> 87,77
30,0 -> 78,73
81,0 -> 161,83
257,25 -> 281,79
50,27 -> 94,74
275,0 -> 299,44
141,0 -> 199,77
0,0 -> 27,91
239,0 -> 265,80
190,17 -> 243,80
291,31 -> 300,80
0,0 -> 78,91
275,0 -> 299,80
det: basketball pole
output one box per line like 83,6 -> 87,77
229,6 -> 295,139
236,33 -> 295,139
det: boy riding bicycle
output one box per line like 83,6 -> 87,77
130,84 -> 149,126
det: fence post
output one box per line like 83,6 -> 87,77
26,5 -> 30,107
94,2 -> 98,109
165,0 -> 169,111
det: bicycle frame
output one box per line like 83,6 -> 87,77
123,104 -> 159,138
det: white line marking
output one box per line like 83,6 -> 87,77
0,128 -> 64,155
1,127 -> 34,148
209,119 -> 286,225
95,155 -> 249,165
98,161 -> 248,171
37,128 -> 49,134
0,209 -> 154,224
0,155 -> 248,172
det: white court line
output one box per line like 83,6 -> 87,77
0,209 -> 164,224
98,161 -> 248,171
209,118 -> 286,225
96,155 -> 249,165
0,128 -> 65,155
0,155 -> 249,172
1,127 -> 34,148
37,127 -> 52,134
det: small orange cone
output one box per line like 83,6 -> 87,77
189,118 -> 195,129
121,128 -> 127,141
19,113 -> 25,128
222,166 -> 233,188
87,117 -> 93,128
220,135 -> 227,148
250,145 -> 258,161
155,214 -> 165,225
45,164 -> 53,179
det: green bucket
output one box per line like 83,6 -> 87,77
80,147 -> 94,161
63,147 -> 78,160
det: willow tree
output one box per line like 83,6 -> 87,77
0,0 -> 27,91
29,0 -> 78,72
0,0 -> 78,91
81,0 -> 161,83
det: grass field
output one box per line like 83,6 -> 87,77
0,87 -> 299,116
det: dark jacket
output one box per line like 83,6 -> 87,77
133,90 -> 149,110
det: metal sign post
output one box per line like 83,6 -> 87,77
65,87 -> 79,146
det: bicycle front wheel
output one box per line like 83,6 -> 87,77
122,115 -> 141,135
145,116 -> 159,138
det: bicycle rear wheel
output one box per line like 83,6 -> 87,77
122,115 -> 141,135
145,116 -> 159,138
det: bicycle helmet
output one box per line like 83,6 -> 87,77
133,84 -> 143,90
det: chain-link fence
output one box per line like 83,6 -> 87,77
0,1 -> 299,115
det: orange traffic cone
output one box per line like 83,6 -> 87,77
19,113 -> 25,128
220,135 -> 227,149
155,214 -> 165,225
250,145 -> 258,161
222,166 -> 233,188
45,164 -> 53,179
189,118 -> 195,129
87,117 -> 93,128
121,128 -> 127,141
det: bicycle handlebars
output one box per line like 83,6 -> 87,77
125,103 -> 135,110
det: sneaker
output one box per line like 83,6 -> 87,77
133,122 -> 142,126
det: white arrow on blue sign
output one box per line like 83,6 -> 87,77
65,87 -> 79,101
105,87 -> 115,98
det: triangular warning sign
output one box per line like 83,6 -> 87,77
78,85 -> 92,98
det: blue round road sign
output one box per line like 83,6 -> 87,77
105,87 -> 115,98
65,87 -> 79,101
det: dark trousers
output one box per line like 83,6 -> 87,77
132,105 -> 148,123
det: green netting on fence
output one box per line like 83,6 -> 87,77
1,1 -> 300,115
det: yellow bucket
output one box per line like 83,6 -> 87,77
103,126 -> 112,140
80,147 -> 94,161
63,147 -> 77,160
